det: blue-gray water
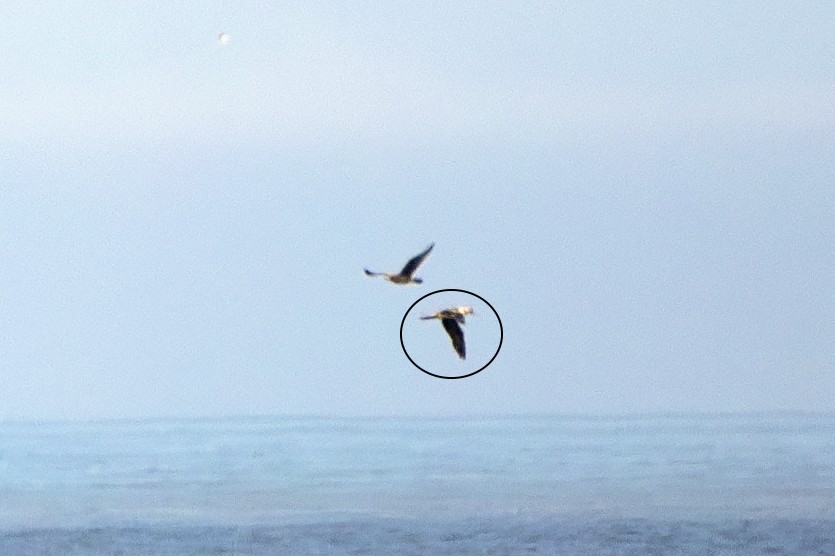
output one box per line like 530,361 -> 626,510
2,414 -> 834,554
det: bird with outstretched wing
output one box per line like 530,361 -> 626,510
364,243 -> 434,285
420,306 -> 474,359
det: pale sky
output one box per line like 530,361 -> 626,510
2,1 -> 833,420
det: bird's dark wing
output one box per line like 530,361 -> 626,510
441,317 -> 466,359
399,243 -> 434,277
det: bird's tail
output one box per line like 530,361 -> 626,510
420,315 -> 436,320
364,269 -> 380,277
412,277 -> 423,284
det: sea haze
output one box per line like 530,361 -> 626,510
2,413 -> 834,554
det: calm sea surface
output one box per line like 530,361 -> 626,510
1,413 -> 833,554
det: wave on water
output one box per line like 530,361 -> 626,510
3,414 -> 834,553
3,516 -> 834,555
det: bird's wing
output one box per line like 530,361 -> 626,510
399,243 -> 434,277
421,309 -> 447,320
441,317 -> 466,359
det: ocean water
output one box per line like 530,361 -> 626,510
1,414 -> 834,554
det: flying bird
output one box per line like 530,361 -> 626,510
420,306 -> 474,359
364,243 -> 434,285
217,32 -> 230,45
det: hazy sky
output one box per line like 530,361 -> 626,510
2,2 -> 833,420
